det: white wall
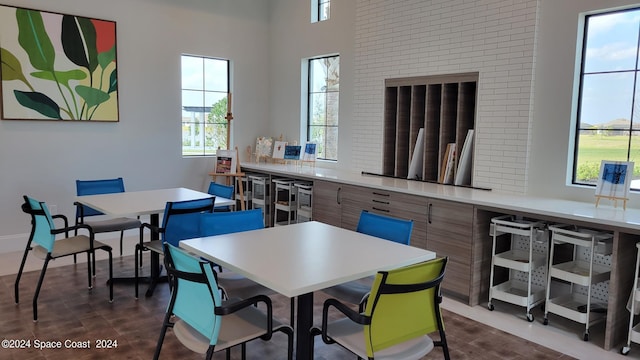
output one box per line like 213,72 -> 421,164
529,0 -> 640,206
0,0 -> 271,250
267,0 -> 356,169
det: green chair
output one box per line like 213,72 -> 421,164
16,195 -> 114,321
314,257 -> 450,360
153,244 -> 293,360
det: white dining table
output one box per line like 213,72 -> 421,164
180,221 -> 436,360
75,187 -> 235,297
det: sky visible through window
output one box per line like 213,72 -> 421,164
580,9 -> 640,126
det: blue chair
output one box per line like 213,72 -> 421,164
153,244 -> 293,360
199,208 -> 264,236
17,196 -> 113,321
322,210 -> 414,311
135,197 -> 215,298
198,210 -> 273,299
207,181 -> 235,211
356,210 -> 413,245
74,178 -> 141,256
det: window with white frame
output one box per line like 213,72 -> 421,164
307,55 -> 339,161
181,55 -> 229,157
311,0 -> 330,23
573,7 -> 640,189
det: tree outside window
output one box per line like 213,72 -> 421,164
308,55 -> 339,161
181,55 -> 229,156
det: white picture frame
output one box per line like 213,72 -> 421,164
272,141 -> 288,159
595,160 -> 634,201
255,137 -> 273,160
214,149 -> 237,174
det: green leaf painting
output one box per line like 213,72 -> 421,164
0,5 -> 118,121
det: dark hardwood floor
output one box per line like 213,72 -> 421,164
0,254 -> 575,359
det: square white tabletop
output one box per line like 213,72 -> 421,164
180,221 -> 436,298
75,187 -> 233,217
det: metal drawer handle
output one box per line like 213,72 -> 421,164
372,207 -> 390,213
372,199 -> 390,205
372,192 -> 390,197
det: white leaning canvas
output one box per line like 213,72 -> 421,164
595,160 -> 634,200
407,128 -> 424,180
272,141 -> 288,159
454,129 -> 474,186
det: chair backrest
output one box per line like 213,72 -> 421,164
199,209 -> 264,237
164,243 -> 222,346
363,257 -> 447,358
161,197 -> 216,247
207,182 -> 234,210
356,210 -> 413,245
76,178 -> 126,218
22,196 -> 56,253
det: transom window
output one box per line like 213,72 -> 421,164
573,7 -> 640,189
311,0 -> 330,23
181,55 -> 229,157
307,55 -> 339,161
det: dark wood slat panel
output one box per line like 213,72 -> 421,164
382,87 -> 398,177
395,86 -> 412,178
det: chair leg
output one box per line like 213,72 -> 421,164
119,231 -> 124,257
87,252 -> 93,289
290,297 -> 295,327
107,248 -> 114,302
438,329 -> 450,360
152,324 -> 169,360
32,258 -> 51,322
14,247 -> 31,304
134,244 -> 140,299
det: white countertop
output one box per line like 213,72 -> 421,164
241,163 -> 640,233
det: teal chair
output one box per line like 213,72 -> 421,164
17,195 -> 114,321
135,197 -> 215,298
314,257 -> 450,360
322,210 -> 414,310
74,178 -> 142,257
153,244 -> 293,360
207,181 -> 235,211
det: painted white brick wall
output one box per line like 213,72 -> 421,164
353,0 -> 539,193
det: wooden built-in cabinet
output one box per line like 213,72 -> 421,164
425,198 -> 474,302
312,180 -> 343,227
383,73 -> 477,184
314,181 -> 475,302
340,186 -> 428,249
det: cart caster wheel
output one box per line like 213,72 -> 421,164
526,313 -> 534,322
583,332 -> 589,341
543,318 -> 548,325
488,303 -> 494,311
621,346 -> 630,355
